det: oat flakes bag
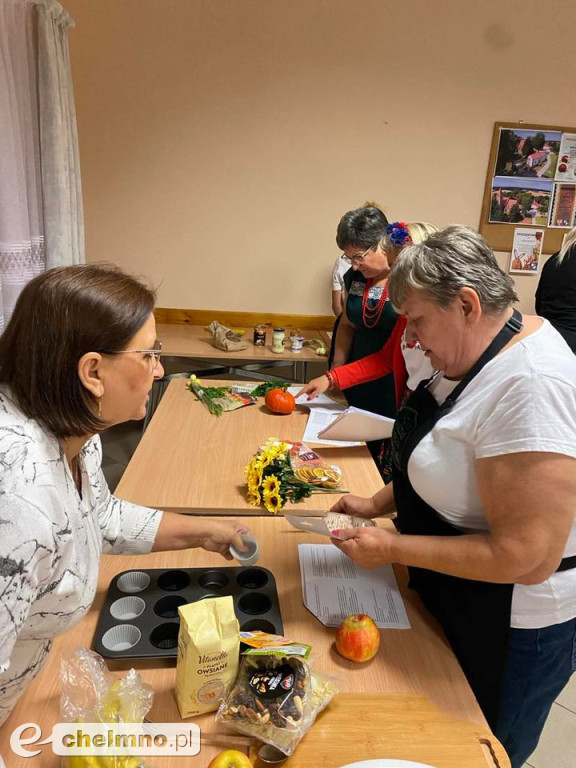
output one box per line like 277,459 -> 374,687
175,596 -> 240,718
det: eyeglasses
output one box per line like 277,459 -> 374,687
340,244 -> 375,265
103,341 -> 163,369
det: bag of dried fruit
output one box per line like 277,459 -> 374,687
215,644 -> 338,756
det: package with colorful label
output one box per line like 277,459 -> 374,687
284,441 -> 343,489
216,645 -> 337,755
175,596 -> 239,718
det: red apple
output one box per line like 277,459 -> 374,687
207,749 -> 253,768
335,613 -> 380,662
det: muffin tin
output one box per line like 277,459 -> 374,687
93,566 -> 283,660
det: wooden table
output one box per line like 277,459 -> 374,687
0,518 -> 509,767
116,379 -> 384,514
157,324 -> 328,382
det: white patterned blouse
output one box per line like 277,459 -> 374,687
0,388 -> 162,727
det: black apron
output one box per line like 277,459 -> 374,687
391,310 -> 576,728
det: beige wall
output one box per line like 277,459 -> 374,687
65,0 -> 576,316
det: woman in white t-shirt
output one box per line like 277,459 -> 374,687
329,225 -> 576,768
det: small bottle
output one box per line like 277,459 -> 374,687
253,326 -> 266,346
271,327 -> 285,353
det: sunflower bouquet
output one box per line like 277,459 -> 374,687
245,438 -> 346,514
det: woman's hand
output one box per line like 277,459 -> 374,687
295,375 -> 330,401
152,513 -> 250,559
330,526 -> 398,569
330,494 -> 379,519
196,519 -> 250,560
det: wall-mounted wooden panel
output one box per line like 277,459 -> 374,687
154,307 -> 335,330
480,121 -> 576,255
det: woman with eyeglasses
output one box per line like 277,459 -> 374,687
329,206 -> 397,467
0,264 -> 251,727
300,221 -> 438,411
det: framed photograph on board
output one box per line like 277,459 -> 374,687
509,228 -> 544,275
548,183 -> 576,228
480,122 -> 576,255
489,177 -> 552,225
555,133 -> 576,181
493,128 -> 561,180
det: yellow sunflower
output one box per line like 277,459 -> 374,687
263,491 -> 283,515
246,488 -> 261,507
261,474 -> 281,496
269,443 -> 289,459
247,480 -> 258,496
257,454 -> 272,470
245,457 -> 262,475
246,465 -> 262,488
261,438 -> 290,455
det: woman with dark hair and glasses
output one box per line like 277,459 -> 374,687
0,264 -> 250,727
300,221 -> 438,409
330,205 -> 397,474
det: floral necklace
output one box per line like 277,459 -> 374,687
361,278 -> 388,328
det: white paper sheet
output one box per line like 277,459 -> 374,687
301,408 -> 362,447
288,387 -> 345,410
298,543 -> 410,629
317,406 -> 395,442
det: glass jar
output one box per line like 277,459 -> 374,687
271,327 -> 285,353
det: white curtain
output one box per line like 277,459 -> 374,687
0,0 -> 84,332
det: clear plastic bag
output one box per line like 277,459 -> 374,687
60,648 -> 154,768
215,649 -> 338,756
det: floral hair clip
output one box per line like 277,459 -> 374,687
386,221 -> 412,247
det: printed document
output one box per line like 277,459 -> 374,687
287,387 -> 362,446
298,543 -> 410,629
288,387 -> 345,410
301,408 -> 362,447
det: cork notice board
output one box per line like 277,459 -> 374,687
479,121 -> 576,255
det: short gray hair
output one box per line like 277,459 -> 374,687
388,225 -> 518,314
